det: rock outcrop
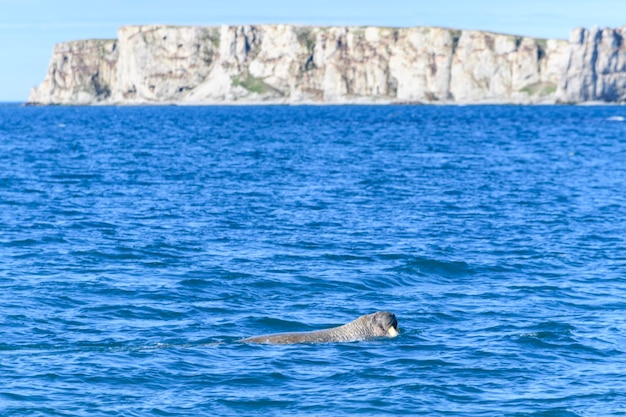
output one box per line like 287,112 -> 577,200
560,27 -> 626,103
27,24 -> 626,105
31,39 -> 118,104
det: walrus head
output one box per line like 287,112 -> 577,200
368,311 -> 399,338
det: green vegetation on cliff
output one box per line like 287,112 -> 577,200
231,75 -> 271,94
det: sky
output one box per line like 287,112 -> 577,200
2,0 -> 626,102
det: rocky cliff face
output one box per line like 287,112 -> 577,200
28,24 -> 626,105
560,27 -> 626,103
31,39 -> 118,104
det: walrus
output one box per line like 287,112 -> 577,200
240,311 -> 399,344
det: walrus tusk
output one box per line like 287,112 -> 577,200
387,326 -> 399,337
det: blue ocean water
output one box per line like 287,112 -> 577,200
1,104 -> 626,416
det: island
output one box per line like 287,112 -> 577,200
28,24 -> 626,105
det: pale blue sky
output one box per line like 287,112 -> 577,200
2,0 -> 625,101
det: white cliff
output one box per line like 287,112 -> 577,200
27,24 -> 626,105
30,39 -> 118,104
560,26 -> 626,103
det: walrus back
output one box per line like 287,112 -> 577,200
240,329 -> 344,344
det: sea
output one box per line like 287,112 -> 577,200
1,103 -> 625,416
